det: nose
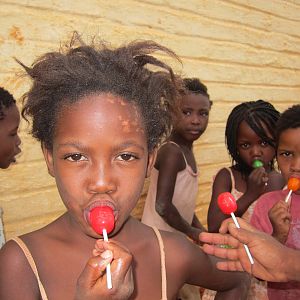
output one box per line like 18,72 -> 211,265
191,114 -> 201,125
290,156 -> 300,173
250,145 -> 262,157
87,160 -> 117,194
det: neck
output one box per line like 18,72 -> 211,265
170,131 -> 193,149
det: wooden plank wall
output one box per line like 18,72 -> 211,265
0,0 -> 299,239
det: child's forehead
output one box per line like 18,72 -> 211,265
62,93 -> 140,116
181,93 -> 210,107
278,127 -> 300,147
55,93 -> 145,135
1,104 -> 20,124
236,120 -> 273,143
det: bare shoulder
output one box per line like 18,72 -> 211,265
155,142 -> 184,168
0,239 -> 40,299
212,167 -> 232,190
159,230 -> 210,281
214,167 -> 231,182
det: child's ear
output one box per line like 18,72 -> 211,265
41,143 -> 55,177
146,148 -> 157,178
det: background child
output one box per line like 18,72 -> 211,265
0,87 -> 21,248
0,36 -> 248,300
142,77 -> 212,300
204,100 -> 285,300
142,77 -> 211,243
0,87 -> 21,169
251,104 -> 300,299
207,100 -> 284,232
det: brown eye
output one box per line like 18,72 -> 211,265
65,153 -> 86,162
117,153 -> 138,162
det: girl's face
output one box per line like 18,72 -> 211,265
43,93 -> 156,237
173,93 -> 211,142
0,104 -> 21,169
236,120 -> 275,169
277,128 -> 300,194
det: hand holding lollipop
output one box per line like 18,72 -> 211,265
218,192 -> 254,265
285,177 -> 300,203
89,206 -> 115,289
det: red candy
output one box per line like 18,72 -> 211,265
287,177 -> 300,192
217,192 -> 237,215
89,206 -> 115,235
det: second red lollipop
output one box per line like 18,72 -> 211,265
217,192 -> 237,215
217,192 -> 254,265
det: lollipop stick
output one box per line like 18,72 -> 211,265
102,229 -> 112,289
230,213 -> 254,265
285,190 -> 292,203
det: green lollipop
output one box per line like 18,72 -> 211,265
252,159 -> 263,168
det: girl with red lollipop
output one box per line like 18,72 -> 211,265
0,34 -> 248,300
250,105 -> 300,299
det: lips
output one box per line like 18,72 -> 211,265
187,129 -> 202,135
84,199 -> 117,225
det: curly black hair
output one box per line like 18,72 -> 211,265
0,87 -> 16,120
20,34 -> 182,151
276,104 -> 300,147
225,99 -> 280,176
183,77 -> 212,106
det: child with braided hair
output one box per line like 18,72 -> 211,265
204,100 -> 285,300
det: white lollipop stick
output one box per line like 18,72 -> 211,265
102,229 -> 112,289
230,213 -> 254,265
285,189 -> 293,203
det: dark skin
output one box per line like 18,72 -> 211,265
269,127 -> 300,244
208,121 -> 285,233
0,94 -> 248,299
154,93 -> 210,242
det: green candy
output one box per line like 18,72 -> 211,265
219,244 -> 233,249
252,159 -> 263,168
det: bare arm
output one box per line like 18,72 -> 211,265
155,144 -> 204,242
208,168 -> 267,233
165,232 -> 250,299
0,240 -> 40,300
200,218 -> 300,283
192,214 -> 206,232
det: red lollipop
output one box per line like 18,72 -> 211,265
217,192 -> 254,265
89,206 -> 115,235
217,192 -> 237,215
89,206 -> 114,289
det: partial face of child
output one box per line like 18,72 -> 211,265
0,104 -> 21,169
277,127 -> 300,195
173,93 -> 211,142
236,120 -> 275,169
42,93 -> 156,237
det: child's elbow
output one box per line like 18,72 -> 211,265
155,201 -> 168,217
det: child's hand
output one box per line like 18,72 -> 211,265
268,200 -> 291,244
246,167 -> 268,199
75,240 -> 133,300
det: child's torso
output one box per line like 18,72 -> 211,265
14,223 -> 183,300
142,142 -> 198,232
